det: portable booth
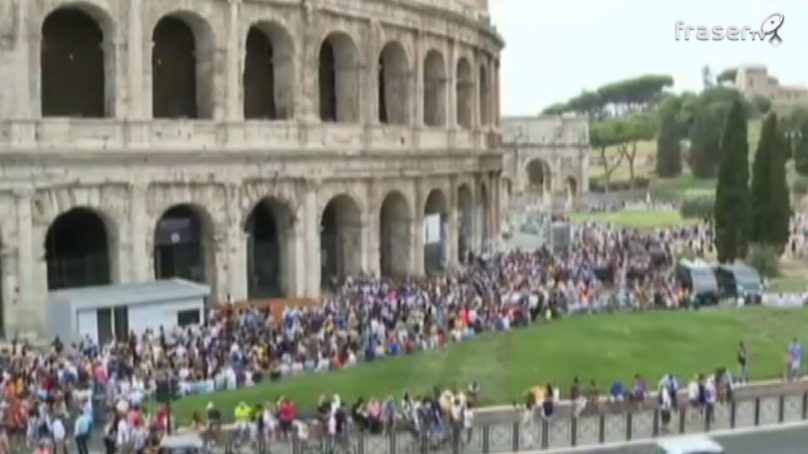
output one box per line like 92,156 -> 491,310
714,263 -> 764,304
48,279 -> 209,345
675,260 -> 719,307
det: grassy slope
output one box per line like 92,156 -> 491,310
172,307 -> 808,423
569,210 -> 694,229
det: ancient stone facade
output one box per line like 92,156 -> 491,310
501,115 -> 589,209
0,0 -> 504,337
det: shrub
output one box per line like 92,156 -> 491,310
679,195 -> 715,220
746,244 -> 781,278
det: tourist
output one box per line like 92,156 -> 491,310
737,341 -> 749,384
788,338 -> 803,381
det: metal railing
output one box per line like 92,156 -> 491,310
199,383 -> 808,453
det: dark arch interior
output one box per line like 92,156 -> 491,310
154,205 -> 206,283
423,191 -> 448,274
244,27 -> 277,119
41,8 -> 105,117
152,17 -> 197,119
46,208 -> 110,290
457,186 -> 473,263
378,54 -> 388,123
380,193 -> 411,278
319,41 -> 337,122
527,160 -> 548,189
246,201 -> 282,298
479,65 -> 489,125
320,201 -> 339,286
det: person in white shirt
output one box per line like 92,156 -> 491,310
116,416 -> 131,451
52,417 -> 66,454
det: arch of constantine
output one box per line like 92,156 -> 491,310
0,0 -> 503,336
501,115 -> 590,210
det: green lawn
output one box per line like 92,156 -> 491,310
569,209 -> 693,229
171,307 -> 808,423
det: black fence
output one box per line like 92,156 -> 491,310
202,387 -> 808,453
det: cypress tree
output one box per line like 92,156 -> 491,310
656,107 -> 682,177
749,114 -> 775,244
794,121 -> 808,176
714,99 -> 749,263
768,119 -> 791,254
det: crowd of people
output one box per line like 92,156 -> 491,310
0,217 -> 800,453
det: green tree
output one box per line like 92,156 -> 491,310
794,122 -> 808,176
656,105 -> 682,177
751,95 -> 772,117
716,67 -> 738,85
618,113 -> 657,187
749,114 -> 776,244
688,103 -> 726,178
763,114 -> 791,253
714,99 -> 750,263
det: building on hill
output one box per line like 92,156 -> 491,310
500,115 -> 590,212
0,0 -> 505,338
732,65 -> 808,113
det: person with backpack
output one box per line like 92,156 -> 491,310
103,413 -> 119,454
74,410 -> 92,454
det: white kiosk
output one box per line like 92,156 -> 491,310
48,278 -> 209,345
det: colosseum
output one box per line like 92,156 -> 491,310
0,0 -> 504,337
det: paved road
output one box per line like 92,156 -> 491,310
557,423 -> 808,454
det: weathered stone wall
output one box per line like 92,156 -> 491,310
0,0 -> 504,338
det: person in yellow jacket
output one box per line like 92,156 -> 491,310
234,401 -> 252,443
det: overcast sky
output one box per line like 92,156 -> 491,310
489,0 -> 808,116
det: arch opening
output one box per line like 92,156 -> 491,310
457,184 -> 473,263
456,58 -> 473,129
41,7 -> 108,117
152,14 -> 215,119
378,41 -> 409,125
320,195 -> 361,289
244,23 -> 295,120
245,198 -> 294,298
479,64 -> 490,126
423,190 -> 448,274
479,183 -> 490,252
423,50 -> 446,127
319,33 -> 360,123
153,205 -> 215,288
380,191 -> 411,278
46,208 -> 112,290
526,159 -> 552,196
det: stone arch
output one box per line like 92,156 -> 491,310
151,12 -> 216,119
423,49 -> 446,127
243,21 -> 295,120
456,57 -> 473,129
457,183 -> 473,262
153,204 -> 216,290
318,31 -> 360,123
244,197 -> 294,298
380,190 -> 411,277
525,158 -> 552,196
45,207 -> 114,290
423,189 -> 449,274
377,40 -> 410,125
320,194 -> 362,288
479,64 -> 490,126
565,176 -> 578,208
41,4 -> 114,117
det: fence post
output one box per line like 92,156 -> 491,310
626,412 -> 633,441
803,392 -> 808,420
482,424 -> 490,453
291,435 -> 299,454
678,406 -> 686,434
730,400 -> 737,429
453,425 -> 461,454
704,406 -> 712,432
512,421 -> 520,452
598,413 -> 606,444
571,416 -> 578,447
358,431 -> 365,454
541,420 -> 549,449
779,395 -> 786,423
754,397 -> 761,426
652,409 -> 659,437
421,428 -> 429,454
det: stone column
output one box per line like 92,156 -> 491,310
226,185 -> 247,301
127,0 -> 145,119
1,244 -> 18,336
128,183 -> 150,281
225,0 -> 242,121
412,30 -> 423,128
303,181 -> 320,298
15,0 -> 33,120
446,185 -> 459,268
472,53 -> 480,130
412,180 -> 425,275
17,192 -> 46,336
297,4 -> 318,123
447,39 -> 457,129
290,210 -> 306,297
